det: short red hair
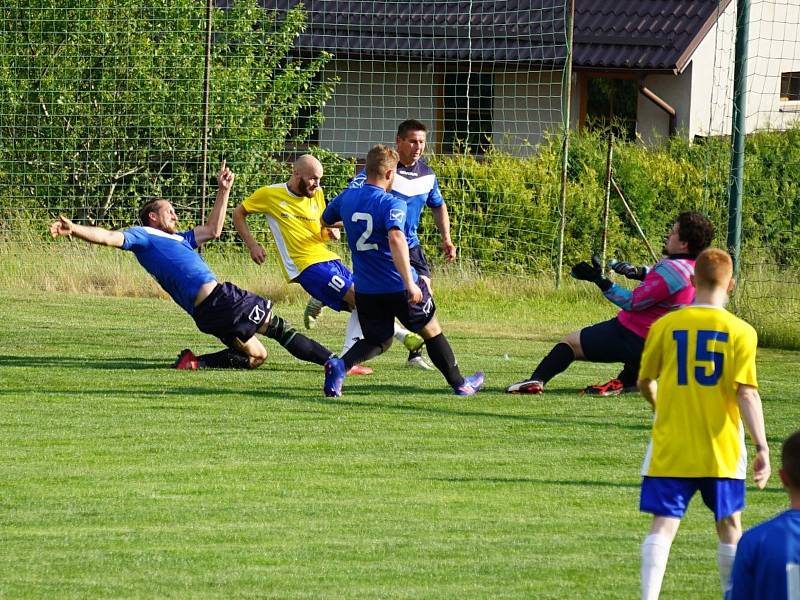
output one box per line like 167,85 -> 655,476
694,248 -> 733,289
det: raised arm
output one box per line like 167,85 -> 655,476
431,204 -> 456,262
736,384 -> 771,489
194,160 -> 234,246
49,216 -> 124,248
388,228 -> 422,303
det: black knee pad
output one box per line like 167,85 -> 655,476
265,314 -> 298,346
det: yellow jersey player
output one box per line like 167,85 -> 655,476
232,155 -> 423,375
637,247 -> 771,600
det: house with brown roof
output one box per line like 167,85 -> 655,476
260,0 -> 800,155
574,0 -> 800,145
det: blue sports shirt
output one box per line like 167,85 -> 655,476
726,509 -> 800,600
122,226 -> 217,315
322,184 -> 418,294
349,159 -> 444,248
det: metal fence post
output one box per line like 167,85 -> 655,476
728,0 -> 749,280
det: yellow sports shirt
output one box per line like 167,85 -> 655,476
241,183 -> 339,281
639,305 -> 758,479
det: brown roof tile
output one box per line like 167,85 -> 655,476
573,0 -> 733,72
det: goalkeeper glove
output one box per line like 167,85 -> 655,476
571,255 -> 612,291
607,259 -> 649,281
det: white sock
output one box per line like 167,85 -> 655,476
393,322 -> 410,342
341,309 -> 363,356
717,542 -> 737,593
641,533 -> 673,600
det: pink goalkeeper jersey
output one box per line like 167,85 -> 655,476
602,256 -> 696,339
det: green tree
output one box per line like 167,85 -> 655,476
0,0 -> 337,228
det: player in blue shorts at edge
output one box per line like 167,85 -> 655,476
727,430 -> 800,600
306,119 -> 457,371
637,248 -> 770,599
319,144 -> 483,398
49,161 -> 333,370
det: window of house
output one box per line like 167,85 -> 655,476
586,77 -> 638,141
442,72 -> 493,155
780,72 -> 800,103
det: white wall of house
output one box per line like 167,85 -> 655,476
689,1 -> 737,138
686,0 -> 800,139
637,67 -> 694,144
317,59 -> 567,157
493,69 -> 564,155
318,59 -> 438,158
745,0 -> 800,131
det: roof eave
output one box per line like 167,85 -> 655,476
674,0 -> 734,73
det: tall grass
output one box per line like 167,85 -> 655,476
4,240 -> 797,350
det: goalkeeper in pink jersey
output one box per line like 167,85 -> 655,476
506,211 -> 714,396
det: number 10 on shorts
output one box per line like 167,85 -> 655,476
328,275 -> 347,292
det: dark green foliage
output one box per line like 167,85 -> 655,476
0,0 -> 337,230
421,127 -> 800,274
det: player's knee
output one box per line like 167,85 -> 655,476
419,318 -> 441,339
562,331 -> 583,358
249,354 -> 266,369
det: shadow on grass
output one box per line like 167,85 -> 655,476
427,476 -> 642,489
0,355 -> 168,370
424,477 -> 786,494
1,360 -> 651,432
286,386 -> 651,432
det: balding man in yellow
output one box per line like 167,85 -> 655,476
233,155 -> 422,375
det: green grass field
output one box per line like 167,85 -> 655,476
1,248 -> 798,598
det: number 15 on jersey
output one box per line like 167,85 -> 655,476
672,329 -> 729,386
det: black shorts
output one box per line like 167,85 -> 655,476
355,279 -> 436,345
580,317 -> 645,365
192,282 -> 272,347
408,245 -> 431,278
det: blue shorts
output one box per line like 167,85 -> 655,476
355,279 -> 436,345
640,476 -> 746,521
580,317 -> 644,365
408,245 -> 431,278
295,260 -> 353,311
192,282 -> 272,348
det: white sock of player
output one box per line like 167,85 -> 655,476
717,542 -> 737,593
641,533 -> 672,600
393,322 -> 411,342
341,309 -> 363,356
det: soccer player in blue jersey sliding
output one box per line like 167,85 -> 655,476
49,160 -> 333,371
319,144 -> 483,398
727,430 -> 800,600
637,248 -> 770,599
306,119 -> 456,371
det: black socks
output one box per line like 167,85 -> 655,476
198,349 -> 251,369
341,339 -> 384,369
424,333 -> 463,387
531,342 -> 575,384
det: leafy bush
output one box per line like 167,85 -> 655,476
419,127 -> 800,275
0,0 -> 337,230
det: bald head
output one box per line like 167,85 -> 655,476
289,154 -> 323,197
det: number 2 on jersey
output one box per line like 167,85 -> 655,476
352,212 -> 379,251
672,329 -> 729,386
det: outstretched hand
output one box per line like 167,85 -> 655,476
608,259 -> 647,280
49,215 -> 74,238
217,159 -> 234,193
571,255 -> 603,283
